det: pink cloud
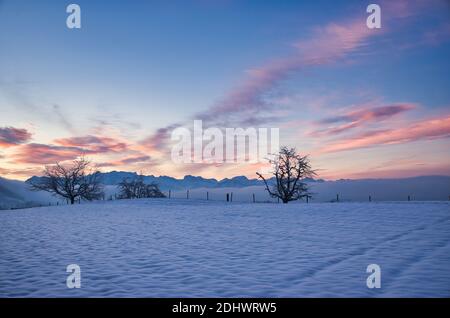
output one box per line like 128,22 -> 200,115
200,17 -> 380,126
310,103 -> 416,137
154,0 -> 443,135
0,127 -> 32,147
96,155 -> 151,168
319,115 -> 450,153
54,135 -> 128,153
0,166 -> 44,178
293,19 -> 375,65
146,15 -> 384,152
136,0 -> 444,161
11,135 -> 131,165
13,143 -> 85,164
140,123 -> 181,153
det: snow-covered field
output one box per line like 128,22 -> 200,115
0,199 -> 449,297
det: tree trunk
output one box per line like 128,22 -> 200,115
282,199 -> 289,204
70,197 -> 75,205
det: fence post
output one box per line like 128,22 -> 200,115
187,190 -> 189,199
369,195 -> 372,202
226,193 -> 229,202
168,190 -> 171,199
252,193 -> 255,203
231,192 -> 233,202
336,194 -> 339,202
207,191 -> 209,201
408,195 -> 410,201
306,196 -> 309,203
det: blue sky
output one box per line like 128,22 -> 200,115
0,0 -> 449,180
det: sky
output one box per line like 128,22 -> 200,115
0,0 -> 449,181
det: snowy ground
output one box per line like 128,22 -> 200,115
0,199 -> 449,297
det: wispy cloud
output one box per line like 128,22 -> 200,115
0,127 -> 32,147
142,0 -> 445,154
0,81 -> 80,134
12,135 -> 130,165
0,166 -> 45,178
140,123 -> 181,154
309,103 -> 416,137
54,135 -> 128,153
52,104 -> 76,134
13,143 -> 85,164
319,115 -> 450,153
144,12 -> 384,153
96,155 -> 151,168
199,17 -> 379,127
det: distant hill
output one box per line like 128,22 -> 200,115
0,174 -> 447,210
0,176 -> 54,210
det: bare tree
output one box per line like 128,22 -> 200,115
31,157 -> 104,204
256,146 -> 316,204
117,175 -> 165,199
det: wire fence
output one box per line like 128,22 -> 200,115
9,190 -> 449,210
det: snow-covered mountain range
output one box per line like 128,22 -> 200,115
26,171 -> 323,190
